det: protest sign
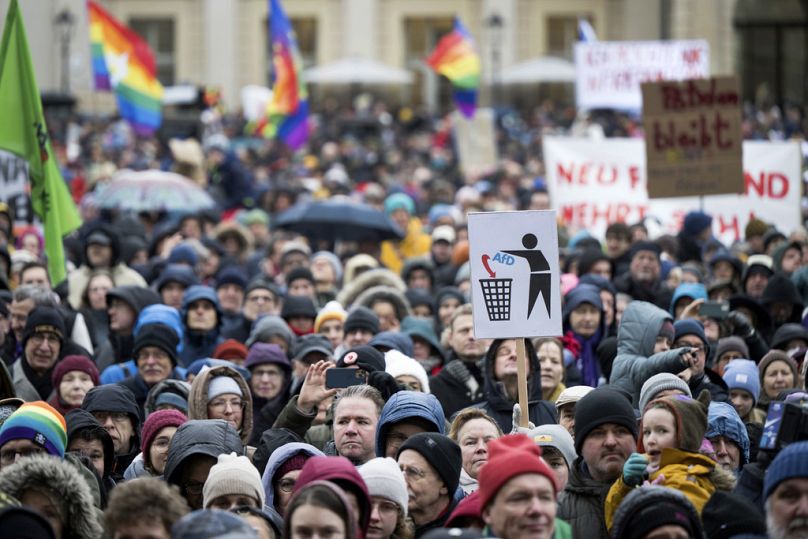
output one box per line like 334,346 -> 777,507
543,137 -> 801,245
575,40 -> 709,110
0,148 -> 33,224
452,108 -> 497,177
468,210 -> 562,339
642,76 -> 743,198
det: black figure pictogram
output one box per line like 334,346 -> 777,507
503,233 -> 551,318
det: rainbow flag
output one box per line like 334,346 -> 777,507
88,1 -> 163,135
253,0 -> 309,150
427,18 -> 481,119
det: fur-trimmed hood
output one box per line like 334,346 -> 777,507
337,268 -> 406,308
0,455 -> 103,539
187,364 -> 253,444
354,285 -> 412,322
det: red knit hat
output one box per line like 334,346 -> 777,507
212,339 -> 249,361
51,355 -> 100,388
477,434 -> 558,510
140,409 -> 188,456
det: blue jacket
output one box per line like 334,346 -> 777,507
375,391 -> 445,457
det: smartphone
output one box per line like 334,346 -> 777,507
326,368 -> 368,389
699,300 -> 729,320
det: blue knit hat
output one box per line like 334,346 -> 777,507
673,319 -> 708,346
683,211 -> 713,236
706,401 -> 750,464
384,193 -> 415,216
764,441 -> 808,499
723,359 -> 760,405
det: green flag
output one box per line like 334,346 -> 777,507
0,0 -> 81,285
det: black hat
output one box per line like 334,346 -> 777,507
344,306 -> 379,335
0,506 -> 56,539
86,231 -> 112,247
612,486 -> 704,539
215,266 -> 248,290
337,345 -> 385,373
574,387 -> 638,454
22,306 -> 65,348
133,323 -> 180,366
701,491 -> 766,539
292,333 -> 333,361
286,267 -> 316,287
628,240 -> 661,260
397,432 -> 462,495
281,296 -> 318,319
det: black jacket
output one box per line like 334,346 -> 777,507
80,384 -> 142,481
65,408 -> 117,495
164,419 -> 244,486
428,350 -> 485,419
557,458 -> 612,539
613,273 -> 673,310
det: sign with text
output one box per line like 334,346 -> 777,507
642,76 -> 743,198
453,108 -> 498,178
543,137 -> 801,245
468,210 -> 562,339
0,149 -> 33,224
575,40 -> 709,110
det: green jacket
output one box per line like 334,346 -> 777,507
272,395 -> 332,450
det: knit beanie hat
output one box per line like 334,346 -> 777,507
758,350 -> 799,386
385,350 -> 430,393
172,508 -> 258,539
629,240 -> 661,261
673,318 -> 708,346
313,251 -> 344,284
286,267 -> 316,287
0,401 -> 67,458
611,485 -> 703,539
639,390 -> 711,454
245,315 -> 294,348
702,490 -> 767,539
764,440 -> 808,499
397,433 -> 461,495
638,373 -> 692,414
723,359 -> 761,405
683,210 -> 713,236
141,409 -> 188,455
22,307 -> 65,348
215,266 -> 248,290
344,306 -> 380,335
207,375 -> 243,401
281,296 -> 317,319
314,300 -> 347,333
771,323 -> 808,351
446,490 -> 481,528
715,336 -> 750,362
244,342 -> 291,372
384,193 -> 415,215
276,453 -> 310,482
51,355 -> 100,388
574,387 -> 638,454
745,218 -> 769,239
212,339 -> 249,362
337,345 -> 386,373
133,323 -> 180,366
203,452 -> 265,508
478,434 -> 558,510
359,457 -> 409,516
526,424 -> 576,469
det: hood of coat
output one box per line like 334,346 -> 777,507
617,300 -> 672,357
294,455 -> 371,533
65,408 -> 115,478
260,442 -> 324,510
482,338 -> 542,410
187,364 -> 253,445
163,419 -> 244,486
375,391 -> 445,456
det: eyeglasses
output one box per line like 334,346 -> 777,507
278,478 -> 296,493
0,446 -> 44,465
400,465 -> 429,481
371,499 -> 399,516
29,333 -> 60,346
208,398 -> 245,412
92,411 -> 130,423
674,342 -> 705,354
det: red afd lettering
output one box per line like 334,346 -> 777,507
744,171 -> 789,199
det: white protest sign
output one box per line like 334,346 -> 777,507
542,137 -> 802,245
575,40 -> 709,110
0,149 -> 33,224
468,210 -> 562,339
452,108 -> 498,177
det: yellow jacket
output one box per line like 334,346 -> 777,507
605,448 -> 719,531
380,218 -> 431,275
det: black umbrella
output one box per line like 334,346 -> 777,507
273,200 -> 404,243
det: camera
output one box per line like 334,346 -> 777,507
759,393 -> 808,452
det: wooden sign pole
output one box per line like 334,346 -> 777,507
516,338 -> 529,428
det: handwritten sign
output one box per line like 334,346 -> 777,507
452,108 -> 498,178
575,40 -> 709,110
542,137 -> 801,245
642,76 -> 743,198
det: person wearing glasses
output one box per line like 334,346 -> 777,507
81,384 -> 142,482
261,441 -> 324,517
187,364 -> 253,448
10,306 -> 65,402
359,457 -> 414,539
673,319 -> 730,403
119,323 -> 183,412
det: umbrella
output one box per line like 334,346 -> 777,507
304,57 -> 414,85
94,169 -> 216,212
274,200 -> 404,242
500,56 -> 576,84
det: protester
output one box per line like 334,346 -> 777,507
527,424 -> 576,492
359,457 -> 414,539
553,385 -> 593,440
203,452 -> 265,510
609,485 -> 705,539
376,390 -> 445,458
763,441 -> 808,539
81,384 -> 142,481
104,477 -> 191,539
188,364 -> 253,446
284,481 -> 359,539
261,441 -> 324,516
65,408 -> 115,491
448,408 -> 502,494
48,355 -> 99,415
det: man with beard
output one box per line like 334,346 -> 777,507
764,441 -> 808,539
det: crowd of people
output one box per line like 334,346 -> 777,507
0,96 -> 806,539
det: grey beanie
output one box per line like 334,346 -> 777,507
639,373 -> 692,413
246,315 -> 294,348
526,424 -> 576,469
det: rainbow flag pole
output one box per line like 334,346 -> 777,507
427,17 -> 481,119
87,1 -> 164,136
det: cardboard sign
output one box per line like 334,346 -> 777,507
452,108 -> 498,177
642,76 -> 743,198
575,40 -> 709,110
542,137 -> 802,244
468,210 -> 562,339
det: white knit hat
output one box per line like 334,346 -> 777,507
203,452 -> 265,508
359,457 -> 408,516
207,375 -> 243,402
385,350 -> 430,393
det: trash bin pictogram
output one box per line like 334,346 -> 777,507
479,278 -> 512,321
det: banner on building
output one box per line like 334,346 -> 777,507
642,76 -> 743,198
574,40 -> 709,110
542,137 -> 802,245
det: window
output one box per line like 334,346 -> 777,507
129,18 -> 176,86
547,15 -> 592,59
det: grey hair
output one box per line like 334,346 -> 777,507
12,284 -> 59,307
333,384 -> 384,417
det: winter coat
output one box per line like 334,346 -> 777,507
164,419 -> 245,486
604,448 -> 736,531
250,381 -> 292,447
610,301 -> 689,406
119,372 -> 183,420
375,391 -> 445,457
272,395 -> 332,451
81,384 -> 142,481
95,285 -> 162,371
0,454 -> 103,539
188,364 -> 253,445
66,409 -> 116,482
429,351 -> 486,419
557,458 -> 612,539
260,441 -> 324,512
689,370 -> 729,404
10,359 -> 41,402
336,268 -> 407,309
380,217 -> 432,275
474,339 -> 557,433
613,272 -> 673,310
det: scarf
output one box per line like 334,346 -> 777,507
21,358 -> 55,400
568,327 -> 602,388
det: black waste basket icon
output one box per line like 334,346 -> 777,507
479,278 -> 512,321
